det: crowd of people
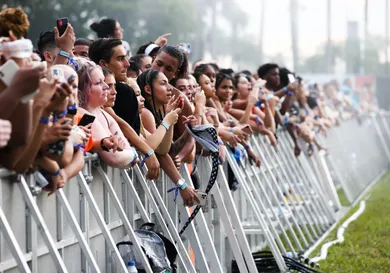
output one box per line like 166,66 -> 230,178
0,8 -> 376,206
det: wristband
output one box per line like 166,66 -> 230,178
227,119 -> 234,126
161,121 -> 170,131
140,149 -> 155,167
230,127 -> 234,133
179,182 -> 188,190
40,116 -> 50,124
58,51 -> 79,71
144,149 -> 154,158
255,116 -> 264,126
130,150 -> 138,164
218,141 -> 223,145
58,50 -> 70,58
100,137 -> 111,152
244,145 -> 250,150
283,87 -> 294,96
68,57 -> 79,72
255,101 -> 262,107
51,169 -> 61,177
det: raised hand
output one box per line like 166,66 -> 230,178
182,115 -> 199,127
54,23 -> 75,53
42,117 -> 72,146
163,108 -> 180,126
166,95 -> 180,113
194,90 -> 206,107
154,33 -> 171,46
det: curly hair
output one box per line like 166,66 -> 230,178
257,63 -> 279,79
0,7 -> 30,39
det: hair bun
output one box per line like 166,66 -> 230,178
90,22 -> 100,32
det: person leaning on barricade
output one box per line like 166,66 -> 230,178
136,69 -> 200,206
88,38 -> 160,180
75,61 -> 140,168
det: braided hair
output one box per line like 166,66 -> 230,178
157,45 -> 188,80
137,70 -> 166,126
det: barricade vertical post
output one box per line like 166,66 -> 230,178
277,136 -> 326,234
250,136 -> 306,251
372,114 -> 390,163
314,151 -> 342,211
178,165 -> 225,273
80,163 -> 90,273
278,133 -> 333,231
216,162 -> 261,273
199,157 -> 255,273
0,206 -> 31,273
94,166 -> 155,273
131,166 -> 198,273
247,162 -> 294,256
18,176 -> 69,273
297,153 -> 336,222
226,151 -> 288,272
55,189 -> 101,273
156,167 -> 211,273
76,172 -> 130,273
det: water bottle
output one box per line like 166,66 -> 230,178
127,261 -> 138,273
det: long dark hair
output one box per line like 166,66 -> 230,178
215,73 -> 233,91
137,70 -> 165,125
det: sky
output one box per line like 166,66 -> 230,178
239,0 -> 389,58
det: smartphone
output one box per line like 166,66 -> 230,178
178,43 -> 191,54
194,192 -> 208,206
52,67 -> 65,82
0,59 -> 19,86
57,17 -> 69,36
78,114 -> 96,126
288,73 -> 296,83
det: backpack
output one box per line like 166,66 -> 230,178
117,223 -> 177,273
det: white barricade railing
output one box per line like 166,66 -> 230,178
0,115 -> 388,273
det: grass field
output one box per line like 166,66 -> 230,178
312,171 -> 390,273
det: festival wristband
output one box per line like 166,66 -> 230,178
40,116 -> 50,124
283,87 -> 294,96
140,149 -> 155,167
161,121 -> 170,131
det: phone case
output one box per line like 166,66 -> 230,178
0,59 -> 19,86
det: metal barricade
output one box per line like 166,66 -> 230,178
0,117 -> 388,273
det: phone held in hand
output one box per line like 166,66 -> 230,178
57,17 -> 69,36
52,67 -> 65,82
0,59 -> 19,87
194,192 -> 208,206
288,73 -> 296,84
47,119 -> 72,156
78,114 -> 96,127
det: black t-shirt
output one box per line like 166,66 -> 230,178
112,82 -> 140,135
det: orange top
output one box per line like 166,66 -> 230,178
74,113 -> 94,152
